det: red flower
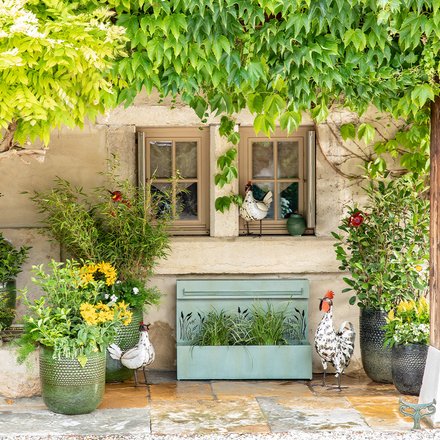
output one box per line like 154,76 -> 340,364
110,190 -> 123,202
349,212 -> 364,227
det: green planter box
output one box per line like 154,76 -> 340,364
177,345 -> 312,380
176,279 -> 312,380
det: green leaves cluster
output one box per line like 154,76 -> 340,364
0,0 -> 126,150
30,167 -> 172,282
113,0 -> 440,136
333,174 -> 430,311
383,297 -> 430,347
0,234 -> 30,283
191,303 -> 306,346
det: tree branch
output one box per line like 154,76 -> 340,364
0,121 -> 18,153
0,148 -> 47,162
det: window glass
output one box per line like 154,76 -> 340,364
279,182 -> 299,219
176,142 -> 197,178
278,141 -> 299,178
252,142 -> 274,178
150,141 -> 172,178
177,182 -> 198,220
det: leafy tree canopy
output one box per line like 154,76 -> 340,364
0,0 -> 126,159
2,0 -> 439,171
109,0 -> 440,138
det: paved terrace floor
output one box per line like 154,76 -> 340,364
0,371 -> 439,440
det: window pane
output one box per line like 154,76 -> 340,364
278,141 -> 299,178
176,142 -> 197,178
151,183 -> 173,216
251,182 -> 274,220
150,141 -> 172,178
252,142 -> 274,178
279,182 -> 299,219
177,183 -> 198,220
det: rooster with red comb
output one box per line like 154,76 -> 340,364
314,290 -> 355,390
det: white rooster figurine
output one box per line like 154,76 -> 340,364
108,322 -> 155,386
240,181 -> 273,235
314,290 -> 355,390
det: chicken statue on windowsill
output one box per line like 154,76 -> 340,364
239,181 -> 273,235
314,290 -> 355,390
107,322 -> 155,386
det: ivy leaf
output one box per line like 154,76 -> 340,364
340,123 -> 356,141
280,111 -> 301,133
357,123 -> 376,144
411,84 -> 435,108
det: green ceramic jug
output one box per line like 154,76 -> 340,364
286,213 -> 306,236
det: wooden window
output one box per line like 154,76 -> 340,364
137,127 -> 209,235
239,126 -> 316,235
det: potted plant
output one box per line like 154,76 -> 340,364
383,297 -> 430,395
30,166 -> 172,380
176,279 -> 312,380
0,233 -> 30,330
17,260 -> 132,414
332,173 -> 429,383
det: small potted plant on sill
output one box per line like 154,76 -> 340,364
0,233 -> 30,330
383,297 -> 430,396
332,173 -> 429,383
17,259 -> 132,415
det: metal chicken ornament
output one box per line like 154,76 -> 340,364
314,290 -> 355,390
107,322 -> 155,386
240,181 -> 273,235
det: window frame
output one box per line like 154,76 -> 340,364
239,126 -> 316,235
137,127 -> 210,236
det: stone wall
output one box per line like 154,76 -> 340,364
0,94 -> 372,397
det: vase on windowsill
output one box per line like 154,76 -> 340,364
286,213 -> 306,236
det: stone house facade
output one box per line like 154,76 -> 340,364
0,92 -> 371,397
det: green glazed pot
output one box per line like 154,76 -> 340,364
39,346 -> 106,415
0,280 -> 16,329
106,307 -> 143,382
286,214 -> 306,236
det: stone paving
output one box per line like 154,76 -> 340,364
0,371 -> 437,439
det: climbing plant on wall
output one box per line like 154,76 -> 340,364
1,0 -> 437,178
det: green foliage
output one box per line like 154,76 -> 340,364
333,174 -> 429,312
248,302 -> 287,345
191,303 -> 302,346
214,116 -> 243,212
111,0 -> 440,136
105,279 -> 161,310
17,260 -> 132,365
383,297 -> 430,347
0,294 -> 15,332
0,1 -> 126,150
0,234 -> 30,283
29,166 -> 172,283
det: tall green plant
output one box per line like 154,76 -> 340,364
333,174 -> 429,311
30,170 -> 173,282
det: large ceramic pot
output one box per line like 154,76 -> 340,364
0,280 -> 16,328
391,344 -> 428,396
359,308 -> 393,383
39,346 -> 106,415
106,307 -> 143,382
